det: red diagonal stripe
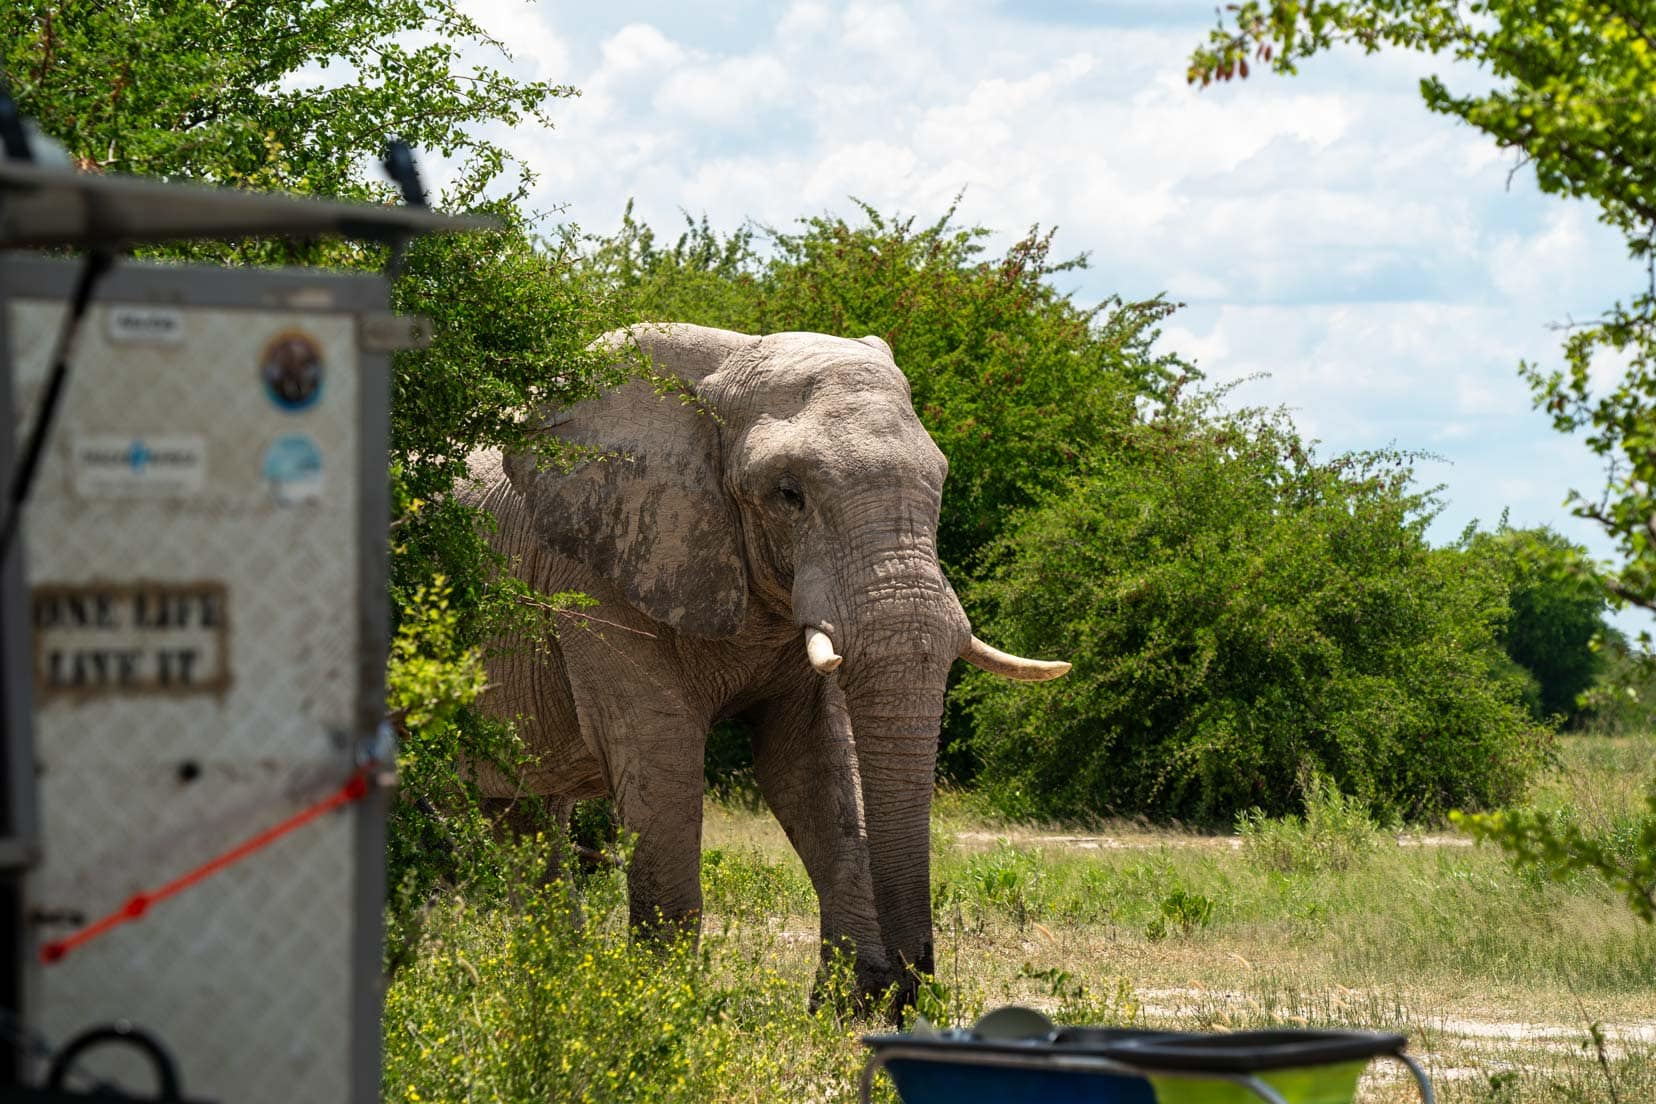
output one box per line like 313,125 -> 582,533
41,771 -> 372,964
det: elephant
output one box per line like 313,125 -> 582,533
459,322 -> 1070,1007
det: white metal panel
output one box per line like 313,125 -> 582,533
11,293 -> 365,1103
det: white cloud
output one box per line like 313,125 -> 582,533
777,2 -> 834,40
462,0 -> 571,80
654,55 -> 793,127
1489,203 -> 1597,304
802,140 -> 921,205
598,22 -> 687,79
841,2 -> 919,56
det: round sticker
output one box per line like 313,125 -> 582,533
262,434 -> 323,506
260,331 -> 324,411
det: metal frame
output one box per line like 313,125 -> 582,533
0,158 -> 493,250
859,1043 -> 1437,1104
0,253 -> 394,1102
349,298 -> 393,1104
0,257 -> 40,867
0,259 -> 40,1089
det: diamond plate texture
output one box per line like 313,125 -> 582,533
10,294 -> 366,1103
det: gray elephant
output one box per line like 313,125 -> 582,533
461,323 -> 1069,1005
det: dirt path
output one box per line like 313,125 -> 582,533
952,829 -> 1473,851
1136,986 -> 1656,1044
1130,983 -> 1656,1095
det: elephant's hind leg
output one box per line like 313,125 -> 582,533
556,601 -> 713,942
605,722 -> 710,940
481,793 -> 575,883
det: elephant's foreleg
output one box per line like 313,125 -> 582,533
751,682 -> 892,1008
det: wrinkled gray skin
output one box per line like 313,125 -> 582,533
460,323 -> 1067,1008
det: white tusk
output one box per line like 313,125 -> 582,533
959,634 -> 1071,682
804,626 -> 843,674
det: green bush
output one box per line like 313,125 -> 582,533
1144,886 -> 1217,941
700,847 -> 816,922
385,841 -> 765,1104
1461,525 -> 1610,725
960,843 -> 1048,928
384,212 -> 625,905
1456,786 -> 1656,923
1189,0 -> 1656,933
1577,639 -> 1656,736
962,398 -> 1553,825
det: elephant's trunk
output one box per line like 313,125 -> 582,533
824,510 -> 966,1007
838,665 -> 946,1004
791,489 -> 1069,1009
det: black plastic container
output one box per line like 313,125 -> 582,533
862,1027 -> 1170,1104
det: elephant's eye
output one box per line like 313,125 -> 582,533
777,477 -> 805,512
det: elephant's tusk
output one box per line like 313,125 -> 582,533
959,634 -> 1071,681
804,627 -> 843,674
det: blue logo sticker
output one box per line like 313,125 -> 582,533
262,434 -> 323,505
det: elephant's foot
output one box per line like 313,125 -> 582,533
627,900 -> 703,948
881,941 -> 937,1024
807,937 -> 898,1020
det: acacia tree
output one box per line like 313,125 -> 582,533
4,0 -> 625,905
1189,0 -> 1656,918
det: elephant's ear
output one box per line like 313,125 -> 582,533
504,323 -> 759,638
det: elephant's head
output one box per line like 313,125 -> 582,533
504,322 -> 1068,1000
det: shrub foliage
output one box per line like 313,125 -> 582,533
962,398 -> 1552,824
1189,0 -> 1656,922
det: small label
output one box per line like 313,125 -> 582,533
71,435 -> 206,498
32,582 -> 230,698
279,288 -> 335,311
359,312 -> 433,352
106,305 -> 185,345
260,331 -> 325,411
262,434 -> 323,505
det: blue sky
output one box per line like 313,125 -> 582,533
446,0 -> 1646,633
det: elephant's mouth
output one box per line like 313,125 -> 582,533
798,623 -> 1069,682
